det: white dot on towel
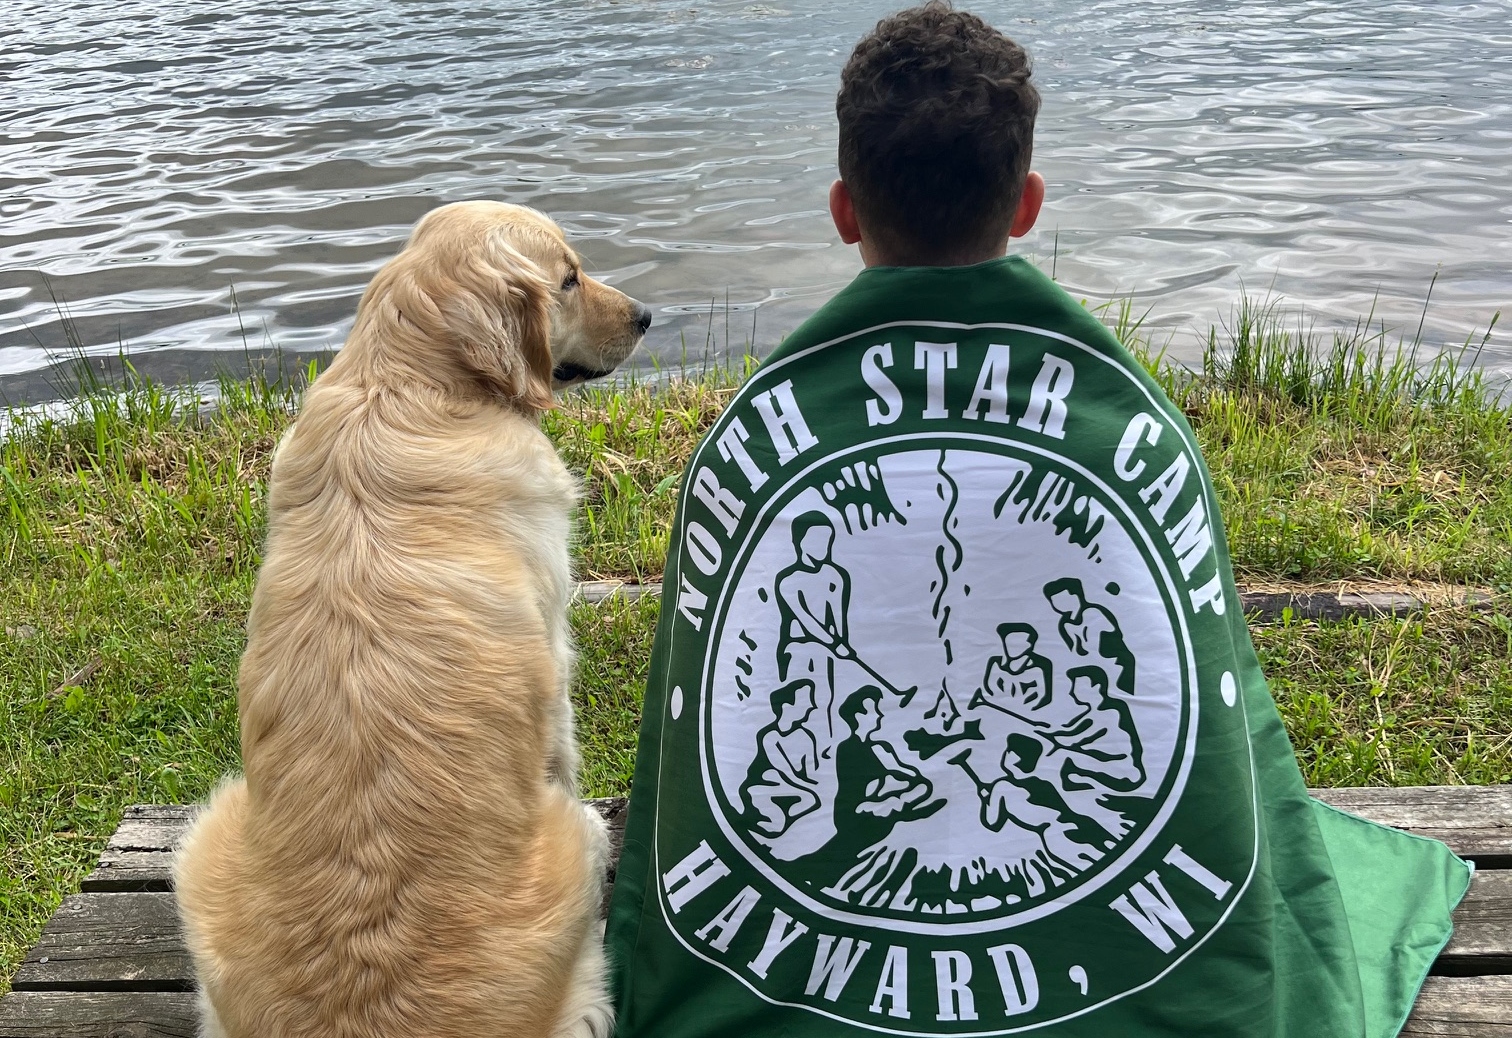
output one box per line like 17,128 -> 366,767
1220,672 -> 1237,707
670,685 -> 684,719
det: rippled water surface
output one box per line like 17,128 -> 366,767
3,0 -> 1510,395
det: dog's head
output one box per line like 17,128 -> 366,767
376,200 -> 650,410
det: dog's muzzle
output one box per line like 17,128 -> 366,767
553,362 -> 616,383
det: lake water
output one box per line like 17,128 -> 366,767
3,0 -> 1510,400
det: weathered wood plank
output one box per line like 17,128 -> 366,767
22,835 -> 1512,994
93,785 -> 1512,892
10,894 -> 191,993
1433,870 -> 1512,979
0,991 -> 197,1038
1311,786 -> 1512,867
1404,975 -> 1512,1035
24,791 -> 1508,1003
24,808 -> 633,995
575,580 -> 659,604
0,978 -> 1501,1038
81,798 -> 630,893
1242,590 -> 1495,622
82,849 -> 179,895
587,796 -> 629,868
82,806 -> 200,894
23,799 -> 635,992
1440,872 -> 1512,975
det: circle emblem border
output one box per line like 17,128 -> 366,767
694,431 -> 1201,936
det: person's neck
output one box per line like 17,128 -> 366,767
860,239 -> 1009,269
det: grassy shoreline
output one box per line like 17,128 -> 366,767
3,298 -> 1510,989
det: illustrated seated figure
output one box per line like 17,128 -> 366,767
742,678 -> 824,837
999,733 -> 1118,851
1044,576 -> 1135,697
972,621 -> 1055,720
974,735 -> 1107,874
1047,665 -> 1145,794
804,685 -> 941,891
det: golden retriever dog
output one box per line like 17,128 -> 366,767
173,201 -> 650,1038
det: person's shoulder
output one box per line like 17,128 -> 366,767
764,255 -> 1130,361
974,257 -> 1129,357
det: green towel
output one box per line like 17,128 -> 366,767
606,255 -> 1470,1037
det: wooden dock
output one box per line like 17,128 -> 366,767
3,790 -> 1511,1036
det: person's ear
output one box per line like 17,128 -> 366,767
829,179 -> 863,245
1009,171 -> 1045,239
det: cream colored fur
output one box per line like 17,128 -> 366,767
174,201 -> 644,1038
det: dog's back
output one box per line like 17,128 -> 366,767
177,364 -> 607,1037
173,200 -> 656,1038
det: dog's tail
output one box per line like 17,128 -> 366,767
173,777 -> 251,1038
550,918 -> 615,1038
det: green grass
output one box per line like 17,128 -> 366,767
571,594 -> 660,797
545,370 -> 745,581
1259,607 -> 1512,787
1120,294 -> 1512,586
546,294 -> 1512,588
3,292 -> 1509,989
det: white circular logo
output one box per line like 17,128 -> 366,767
704,444 -> 1193,932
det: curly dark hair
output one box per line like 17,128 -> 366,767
837,2 -> 1040,263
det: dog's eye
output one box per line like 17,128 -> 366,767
561,271 -> 580,291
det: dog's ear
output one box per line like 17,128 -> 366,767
442,235 -> 555,411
